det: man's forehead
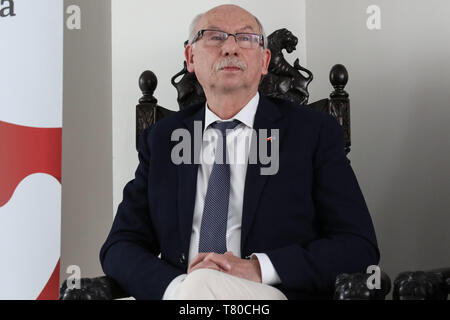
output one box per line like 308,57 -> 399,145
199,7 -> 259,32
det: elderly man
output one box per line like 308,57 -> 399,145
100,4 -> 379,300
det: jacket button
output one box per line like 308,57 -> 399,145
179,253 -> 186,264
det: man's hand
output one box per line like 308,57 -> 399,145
187,252 -> 262,283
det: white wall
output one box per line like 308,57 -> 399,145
111,0 -> 307,214
305,0 -> 450,292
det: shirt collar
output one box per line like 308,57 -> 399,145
203,92 -> 259,133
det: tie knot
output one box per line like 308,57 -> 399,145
211,119 -> 240,136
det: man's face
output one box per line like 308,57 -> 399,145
185,6 -> 271,96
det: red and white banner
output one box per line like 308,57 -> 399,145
0,0 -> 63,299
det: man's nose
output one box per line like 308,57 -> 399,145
221,35 -> 239,55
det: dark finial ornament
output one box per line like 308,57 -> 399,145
330,64 -> 349,98
136,71 -> 175,149
328,64 -> 350,154
138,70 -> 158,104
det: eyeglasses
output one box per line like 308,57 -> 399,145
191,29 -> 264,49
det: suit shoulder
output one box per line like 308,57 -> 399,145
143,103 -> 203,137
264,96 -> 333,125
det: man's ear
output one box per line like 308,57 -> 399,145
261,48 -> 271,76
185,44 -> 195,73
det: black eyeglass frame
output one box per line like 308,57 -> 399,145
190,29 -> 265,48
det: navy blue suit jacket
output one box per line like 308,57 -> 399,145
100,95 -> 379,300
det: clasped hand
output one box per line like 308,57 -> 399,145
187,251 -> 262,283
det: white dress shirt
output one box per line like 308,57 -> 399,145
163,92 -> 281,299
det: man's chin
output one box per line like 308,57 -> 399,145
215,83 -> 244,94
214,79 -> 244,92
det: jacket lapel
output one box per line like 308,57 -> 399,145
241,96 -> 287,253
177,104 -> 205,260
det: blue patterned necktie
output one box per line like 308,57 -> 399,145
198,119 -> 240,253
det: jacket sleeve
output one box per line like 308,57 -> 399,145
266,113 -> 380,293
99,125 -> 184,300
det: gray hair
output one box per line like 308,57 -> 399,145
254,16 -> 268,49
188,13 -> 204,46
188,12 -> 268,48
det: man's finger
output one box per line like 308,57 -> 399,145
203,252 -> 232,271
189,252 -> 209,267
188,260 -> 222,274
187,252 -> 210,273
